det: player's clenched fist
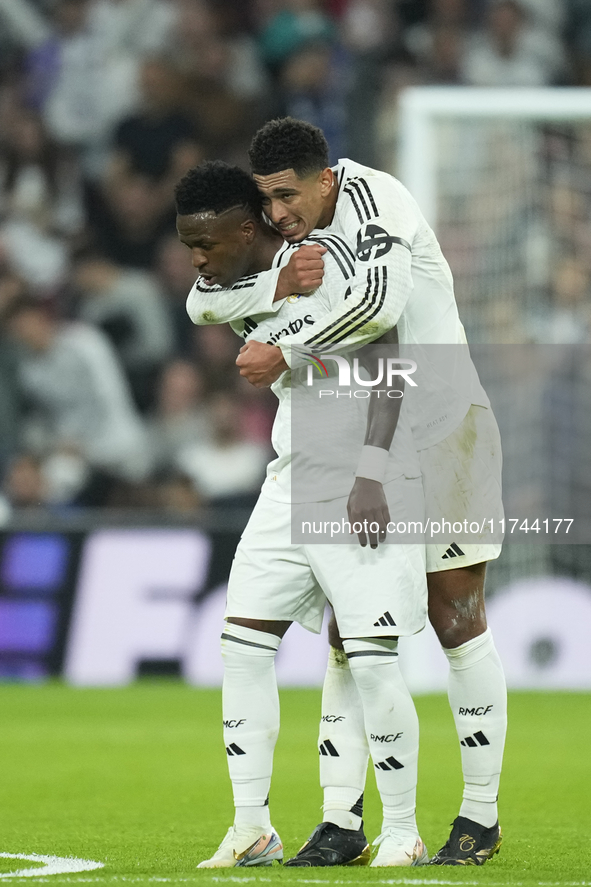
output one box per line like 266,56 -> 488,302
274,244 -> 326,302
236,340 -> 288,388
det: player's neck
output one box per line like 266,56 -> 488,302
247,225 -> 285,275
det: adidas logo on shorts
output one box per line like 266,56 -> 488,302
442,542 -> 466,559
373,610 -> 396,628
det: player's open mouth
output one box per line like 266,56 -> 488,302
201,275 -> 216,285
280,221 -> 300,235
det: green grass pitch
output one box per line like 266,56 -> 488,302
0,683 -> 590,884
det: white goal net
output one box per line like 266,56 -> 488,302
397,87 -> 591,591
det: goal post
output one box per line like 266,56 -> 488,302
396,86 -> 591,344
398,87 -> 591,231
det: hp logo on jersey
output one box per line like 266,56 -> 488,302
356,224 -> 394,261
356,224 -> 411,262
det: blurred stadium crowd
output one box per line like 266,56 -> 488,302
1,0 -> 591,516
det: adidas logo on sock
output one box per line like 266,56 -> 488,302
319,740 -> 339,757
350,793 -> 364,817
226,743 -> 246,756
373,610 -> 396,628
461,731 -> 490,747
375,755 -> 404,771
442,542 -> 466,559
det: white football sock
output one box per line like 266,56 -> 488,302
319,646 -> 368,831
443,627 -> 507,828
343,637 -> 419,838
221,622 -> 281,831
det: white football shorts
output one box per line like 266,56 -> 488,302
226,479 -> 427,638
421,404 -> 504,573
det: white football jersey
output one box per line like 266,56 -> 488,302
187,232 -> 420,503
186,159 -> 490,449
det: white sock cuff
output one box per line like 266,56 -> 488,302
342,636 -> 398,663
462,784 -> 500,804
222,622 -> 281,655
323,787 -> 363,811
234,804 -> 272,829
443,627 -> 494,669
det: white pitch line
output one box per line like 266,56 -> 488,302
0,854 -> 104,879
204,877 -> 591,887
0,874 -> 589,887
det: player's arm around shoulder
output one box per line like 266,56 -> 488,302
185,242 -> 328,327
270,179 -> 421,364
186,268 -> 283,326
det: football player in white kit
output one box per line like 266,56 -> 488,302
186,119 -> 506,868
176,161 -> 430,869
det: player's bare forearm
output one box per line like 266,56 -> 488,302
236,340 -> 288,387
364,328 -> 403,451
273,244 -> 326,302
347,329 -> 401,548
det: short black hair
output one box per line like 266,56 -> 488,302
174,161 -> 263,218
248,117 -> 329,178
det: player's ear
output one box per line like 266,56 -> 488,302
241,218 -> 256,244
319,167 -> 334,197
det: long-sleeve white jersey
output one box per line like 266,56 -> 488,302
187,232 -> 420,504
185,158 -> 490,449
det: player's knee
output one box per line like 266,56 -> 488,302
428,566 -> 488,647
342,637 -> 399,689
429,598 -> 487,648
